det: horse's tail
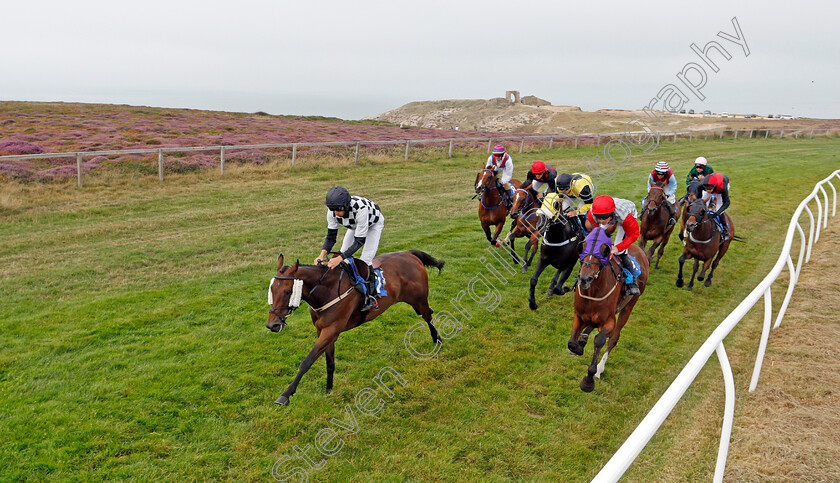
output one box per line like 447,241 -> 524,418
731,235 -> 746,242
408,250 -> 445,274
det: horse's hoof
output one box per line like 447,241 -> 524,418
274,396 -> 290,406
529,301 -> 538,311
697,275 -> 705,281
594,373 -> 601,381
580,377 -> 595,393
554,286 -> 570,296
436,337 -> 444,345
685,286 -> 693,292
325,388 -> 332,394
704,279 -> 713,287
521,266 -> 528,274
676,279 -> 684,288
546,287 -> 554,296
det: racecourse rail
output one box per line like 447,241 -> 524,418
591,168 -> 840,483
1,127 -> 838,188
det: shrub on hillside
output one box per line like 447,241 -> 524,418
0,139 -> 45,155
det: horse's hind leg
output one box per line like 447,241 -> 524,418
413,299 -> 442,344
552,266 -> 575,296
597,298 -> 637,380
574,326 -> 595,355
277,328 -> 338,406
547,267 -> 563,295
697,257 -> 713,281
325,341 -> 336,393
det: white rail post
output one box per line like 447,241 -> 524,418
774,254 -> 798,330
404,140 -> 410,160
780,129 -> 785,138
673,132 -> 677,143
810,129 -> 814,139
220,146 -> 225,174
705,132 -> 709,140
519,138 -> 525,154
749,287 -> 773,391
488,139 -> 492,154
765,130 -> 769,139
76,153 -> 83,188
714,342 -> 736,483
750,130 -> 754,138
292,144 -> 297,167
828,177 -> 838,215
734,130 -> 739,139
158,149 -> 164,181
814,195 -> 823,243
819,186 -> 829,228
574,136 -> 579,149
720,130 -> 724,139
795,131 -> 799,139
803,205 -> 815,262
689,132 -> 693,141
597,134 -> 601,146
448,140 -> 454,158
354,142 -> 360,165
548,137 -> 554,150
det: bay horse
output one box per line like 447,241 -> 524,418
568,227 -> 649,392
638,183 -> 680,269
475,169 -> 520,247
676,199 -> 735,290
267,250 -> 444,406
528,209 -> 581,310
504,185 -> 541,272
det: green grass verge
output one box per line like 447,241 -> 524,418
1,136 -> 838,481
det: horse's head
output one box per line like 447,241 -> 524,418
646,185 -> 666,215
267,254 -> 303,332
475,169 -> 496,195
577,241 -> 611,290
686,180 -> 701,203
685,199 -> 707,233
510,188 -> 536,218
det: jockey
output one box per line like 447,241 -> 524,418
586,195 -> 641,295
523,160 -> 557,200
693,172 -> 731,241
686,156 -> 714,186
643,161 -> 678,226
555,172 -> 595,236
316,186 -> 385,311
485,144 -> 514,206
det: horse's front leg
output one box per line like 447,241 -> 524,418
276,328 -> 338,406
529,256 -> 549,310
325,341 -> 336,394
697,257 -> 714,281
687,259 -> 700,291
567,312 -> 586,356
676,252 -> 688,287
581,320 -> 614,392
490,217 -> 507,247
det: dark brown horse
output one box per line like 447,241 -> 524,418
475,169 -> 520,247
568,228 -> 649,392
676,199 -> 735,290
638,183 -> 680,269
678,180 -> 701,243
267,250 -> 444,406
528,209 -> 582,310
504,186 -> 541,272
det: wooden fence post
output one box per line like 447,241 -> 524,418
76,153 -> 82,188
404,140 -> 410,160
448,140 -> 454,158
158,149 -> 164,181
354,142 -> 360,164
220,146 -> 225,174
574,137 -> 578,149
292,144 -> 297,166
548,137 -> 554,150
519,138 -> 525,154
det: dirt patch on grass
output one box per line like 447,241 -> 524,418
726,221 -> 840,481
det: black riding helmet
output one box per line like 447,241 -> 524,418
556,173 -> 573,191
325,186 -> 351,213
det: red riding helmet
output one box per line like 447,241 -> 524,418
591,195 -> 615,218
531,160 -> 546,174
702,173 -> 725,193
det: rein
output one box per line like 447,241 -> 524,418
477,169 -> 503,210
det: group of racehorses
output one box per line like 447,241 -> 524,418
265,163 -> 737,406
475,167 -> 737,392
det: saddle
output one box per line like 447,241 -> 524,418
345,257 -> 381,280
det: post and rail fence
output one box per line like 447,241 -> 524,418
0,128 -> 838,188
591,168 -> 840,483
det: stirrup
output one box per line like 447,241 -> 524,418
362,296 -> 378,312
624,283 -> 640,295
667,217 -> 676,226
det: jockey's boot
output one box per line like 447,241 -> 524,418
718,215 -> 729,242
618,253 -> 641,296
667,202 -> 677,226
361,266 -> 379,312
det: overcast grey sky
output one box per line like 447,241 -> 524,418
2,0 -> 838,119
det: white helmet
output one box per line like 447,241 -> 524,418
695,156 -> 708,166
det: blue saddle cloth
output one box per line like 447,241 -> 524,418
346,257 -> 388,297
622,255 -> 642,283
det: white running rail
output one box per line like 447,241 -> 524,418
592,168 -> 840,483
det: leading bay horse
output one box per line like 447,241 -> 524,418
267,250 -> 444,406
504,185 -> 541,272
676,199 -> 735,290
638,183 -> 680,269
475,168 -> 521,247
568,227 -> 649,392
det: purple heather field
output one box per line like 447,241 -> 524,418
0,101 -> 563,180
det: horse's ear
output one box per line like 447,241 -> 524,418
293,259 -> 300,271
277,254 -> 284,271
577,241 -> 586,255
600,244 -> 611,258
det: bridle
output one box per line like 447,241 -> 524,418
646,185 -> 667,214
